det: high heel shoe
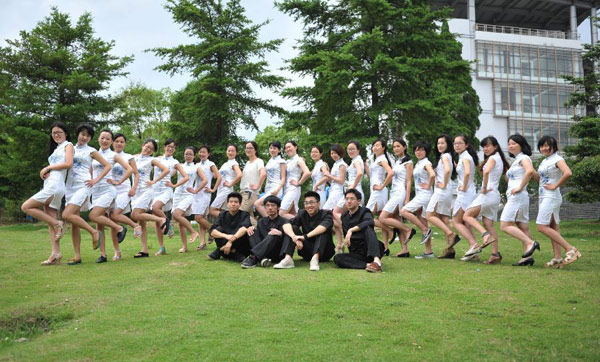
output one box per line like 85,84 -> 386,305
522,241 -> 540,258
512,257 -> 534,266
558,248 -> 582,268
41,252 -> 62,266
389,228 -> 399,245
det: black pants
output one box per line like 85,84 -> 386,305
214,235 -> 251,261
334,227 -> 384,269
281,226 -> 335,262
249,233 -> 284,263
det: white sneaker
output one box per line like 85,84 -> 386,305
274,257 -> 294,269
309,259 -> 320,271
460,254 -> 480,262
260,258 -> 273,267
464,244 -> 482,257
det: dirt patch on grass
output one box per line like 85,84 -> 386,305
0,305 -> 74,343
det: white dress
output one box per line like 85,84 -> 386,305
468,152 -> 503,221
383,158 -> 412,213
281,154 -> 303,211
211,159 -> 239,209
32,140 -> 72,210
131,154 -> 155,210
111,151 -> 134,212
192,159 -> 215,215
536,153 -> 564,225
346,155 -> 365,206
91,148 -> 117,209
323,158 -> 347,210
366,154 -> 390,212
66,143 -> 95,211
311,159 -> 328,203
426,153 -> 453,216
402,158 -> 433,217
264,155 -> 286,198
453,151 -> 477,215
500,152 -> 531,223
174,162 -> 198,215
152,155 -> 179,211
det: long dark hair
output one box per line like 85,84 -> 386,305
269,141 -> 282,156
75,123 -> 95,139
433,134 -> 455,168
455,134 -> 479,166
392,138 -> 411,164
372,139 -> 391,166
48,122 -> 70,156
480,136 -> 509,174
508,134 -> 532,157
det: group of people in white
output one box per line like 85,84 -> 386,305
21,121 -> 581,271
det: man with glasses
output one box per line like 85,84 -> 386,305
274,191 -> 335,271
333,189 -> 384,272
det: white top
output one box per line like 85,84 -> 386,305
391,158 -> 412,192
112,151 -> 133,191
218,159 -> 239,189
240,158 -> 265,194
507,152 -> 532,194
347,155 -> 364,188
456,151 -> 476,193
538,153 -> 564,199
153,155 -> 179,192
285,154 -> 302,188
92,148 -> 116,186
413,158 -> 433,193
369,154 -> 388,187
265,155 -> 286,189
47,140 -> 73,185
329,158 -> 347,193
434,153 -> 453,187
135,154 -> 154,192
68,143 -> 96,186
175,162 -> 198,195
483,152 -> 504,192
197,159 -> 215,190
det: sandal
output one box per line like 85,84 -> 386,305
196,243 -> 206,251
155,246 -> 167,256
41,252 -> 62,266
559,248 -> 582,268
480,232 -> 495,249
54,221 -> 65,239
545,258 -> 563,268
189,232 -> 199,243
93,230 -> 104,250
133,225 -> 142,238
179,247 -> 187,253
133,251 -> 149,258
112,251 -> 121,261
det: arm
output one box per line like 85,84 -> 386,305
512,158 -> 535,194
167,164 -> 189,189
364,161 -> 371,179
459,159 -> 471,191
326,165 -> 346,185
404,163 -> 413,204
225,164 -> 242,187
112,154 -> 133,186
349,160 -> 364,189
481,158 -> 495,194
190,168 -> 208,194
306,211 -> 333,238
86,151 -> 111,186
252,164 -> 266,191
149,159 -> 169,186
437,156 -> 451,189
209,165 -> 221,192
545,159 -> 572,190
273,163 -> 286,194
374,160 -> 393,190
41,144 -> 75,179
128,158 -> 140,197
313,164 -> 331,190
296,158 -> 312,185
420,164 -> 435,190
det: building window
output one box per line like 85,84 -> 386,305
508,119 -> 576,152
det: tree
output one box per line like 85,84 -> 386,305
563,26 -> 600,203
277,0 -> 480,149
0,8 -> 132,203
149,0 -> 286,161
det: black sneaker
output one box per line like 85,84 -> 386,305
96,255 -> 107,263
117,226 -> 127,244
241,255 -> 258,269
207,249 -> 221,260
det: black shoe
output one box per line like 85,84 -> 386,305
512,257 -> 535,266
522,241 -> 540,258
384,248 -> 390,256
449,234 -> 461,248
96,255 -> 107,263
241,255 -> 258,269
116,226 -> 127,244
162,216 -> 171,235
134,251 -> 149,258
404,228 -> 416,245
232,251 -> 246,263
207,249 -> 221,260
389,228 -> 399,245
395,252 -> 410,258
438,247 -> 456,259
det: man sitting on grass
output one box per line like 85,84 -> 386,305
241,195 -> 287,269
333,189 -> 385,272
208,192 -> 251,262
274,191 -> 335,271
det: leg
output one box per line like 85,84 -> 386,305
43,205 -> 61,263
21,198 -> 60,232
536,217 -> 572,254
333,252 -> 369,269
401,207 -> 428,234
71,225 -> 81,261
417,212 -> 433,254
453,209 -> 477,248
63,203 -> 100,248
174,209 -> 198,244
500,221 -> 535,252
426,210 -> 454,240
89,207 -> 123,233
152,201 -> 167,249
195,214 -> 211,249
481,217 -> 499,255
463,206 -> 487,235
109,208 -> 138,228
332,206 -> 344,251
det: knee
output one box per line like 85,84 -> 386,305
500,222 -> 509,232
536,224 -> 546,232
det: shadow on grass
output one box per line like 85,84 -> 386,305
0,305 -> 74,344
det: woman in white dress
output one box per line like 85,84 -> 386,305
62,124 -> 109,265
91,130 -> 133,263
365,139 -> 394,253
107,133 -> 142,261
499,134 -> 540,266
322,144 -> 346,250
279,141 -> 311,219
310,145 -> 329,203
21,122 -> 73,265
380,138 -> 415,257
209,144 -> 242,218
400,141 -> 436,259
192,145 -> 221,250
239,141 -> 266,224
463,136 -> 509,265
534,136 -> 580,268
171,146 -> 207,253
425,134 -> 459,259
130,139 -> 170,258
254,141 -> 286,217
346,141 -> 365,203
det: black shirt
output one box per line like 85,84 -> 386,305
210,210 -> 252,235
287,209 -> 333,234
341,206 -> 375,240
255,215 -> 287,240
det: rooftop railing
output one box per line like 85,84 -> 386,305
476,23 -> 580,40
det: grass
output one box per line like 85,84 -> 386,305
0,220 -> 598,361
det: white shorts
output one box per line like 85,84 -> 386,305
152,188 -> 173,211
383,189 -> 407,214
91,185 -> 117,209
65,183 -> 91,211
192,191 -> 212,215
536,196 -> 561,225
323,187 -> 344,210
31,180 -> 65,210
316,189 -> 327,206
174,192 -> 194,216
453,188 -> 477,215
211,187 -> 232,210
131,187 -> 153,210
467,190 -> 500,221
366,188 -> 388,213
425,188 -> 452,216
500,191 -> 529,223
111,190 -> 131,213
402,190 -> 432,218
281,185 -> 301,212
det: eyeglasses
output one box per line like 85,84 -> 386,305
51,131 -> 65,136
453,142 -> 465,145
345,197 -> 358,201
304,200 -> 318,205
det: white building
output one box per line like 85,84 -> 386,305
432,0 -> 598,152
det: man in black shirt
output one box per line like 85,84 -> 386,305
241,195 -> 287,268
334,189 -> 384,272
208,192 -> 252,262
274,191 -> 335,271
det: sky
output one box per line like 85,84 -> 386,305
0,1 -> 596,139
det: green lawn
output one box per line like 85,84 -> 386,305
1,220 -> 598,361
